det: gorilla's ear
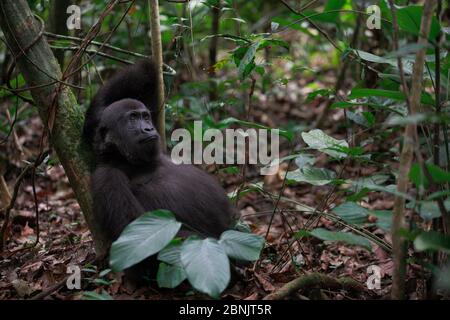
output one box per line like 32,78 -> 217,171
93,126 -> 116,156
99,126 -> 108,141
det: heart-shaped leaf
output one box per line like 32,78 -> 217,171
157,262 -> 187,289
219,230 -> 264,261
110,210 -> 181,272
180,238 -> 230,298
301,129 -> 348,159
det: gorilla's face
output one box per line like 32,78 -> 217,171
95,98 -> 160,164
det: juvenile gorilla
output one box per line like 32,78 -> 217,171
83,60 -> 235,279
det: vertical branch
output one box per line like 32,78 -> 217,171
0,175 -> 12,208
390,0 -> 437,300
48,0 -> 71,67
148,0 -> 166,151
208,1 -> 220,101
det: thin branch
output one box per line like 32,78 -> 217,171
44,32 -> 175,75
390,0 -> 437,300
148,0 -> 167,150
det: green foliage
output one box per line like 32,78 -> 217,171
82,290 -> 113,300
414,231 -> 450,254
332,202 -> 370,225
286,167 -> 337,186
109,210 -> 265,298
109,210 -> 182,272
303,228 -> 372,250
301,129 -> 349,159
219,230 -> 265,261
180,238 -> 230,298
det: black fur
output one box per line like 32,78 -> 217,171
83,60 -> 235,282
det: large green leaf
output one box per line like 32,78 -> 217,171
414,231 -> 450,253
310,228 -> 371,250
157,239 -> 183,266
407,199 -> 450,221
322,0 -> 346,23
353,49 -> 412,74
294,153 -> 316,168
370,210 -> 392,232
238,41 -> 259,79
219,230 -> 264,261
286,167 -> 336,186
180,238 -> 230,298
332,202 -> 370,225
301,129 -> 348,159
409,163 -> 450,189
349,88 -> 435,106
396,5 -> 441,41
156,262 -> 187,289
110,210 -> 182,272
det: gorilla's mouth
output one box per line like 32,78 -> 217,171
139,136 -> 158,144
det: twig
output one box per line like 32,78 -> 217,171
279,0 -> 340,51
50,45 -> 134,65
0,150 -> 49,251
263,272 -> 365,300
5,108 -> 24,155
0,165 -> 33,251
30,257 -> 96,300
44,32 -> 176,75
30,277 -> 68,300
0,175 -> 12,208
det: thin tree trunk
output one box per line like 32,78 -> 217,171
0,0 -> 109,257
48,0 -> 71,67
390,0 -> 437,300
208,2 -> 220,101
148,0 -> 166,151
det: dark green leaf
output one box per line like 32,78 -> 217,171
286,167 -> 336,186
414,231 -> 450,253
332,202 -> 370,225
156,262 -> 187,288
349,88 -> 434,106
219,230 -> 264,261
310,228 -> 371,250
110,210 -> 182,272
180,238 -> 230,298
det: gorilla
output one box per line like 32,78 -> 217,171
83,60 -> 236,281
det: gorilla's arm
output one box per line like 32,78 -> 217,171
83,60 -> 160,144
91,165 -> 145,240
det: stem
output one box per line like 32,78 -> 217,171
148,0 -> 166,151
390,0 -> 437,300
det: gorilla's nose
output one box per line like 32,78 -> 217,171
142,126 -> 155,133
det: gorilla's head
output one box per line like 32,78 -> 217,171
94,98 -> 160,164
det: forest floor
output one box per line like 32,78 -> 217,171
0,67 -> 424,300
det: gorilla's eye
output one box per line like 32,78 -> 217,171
143,113 -> 150,121
129,113 -> 138,121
